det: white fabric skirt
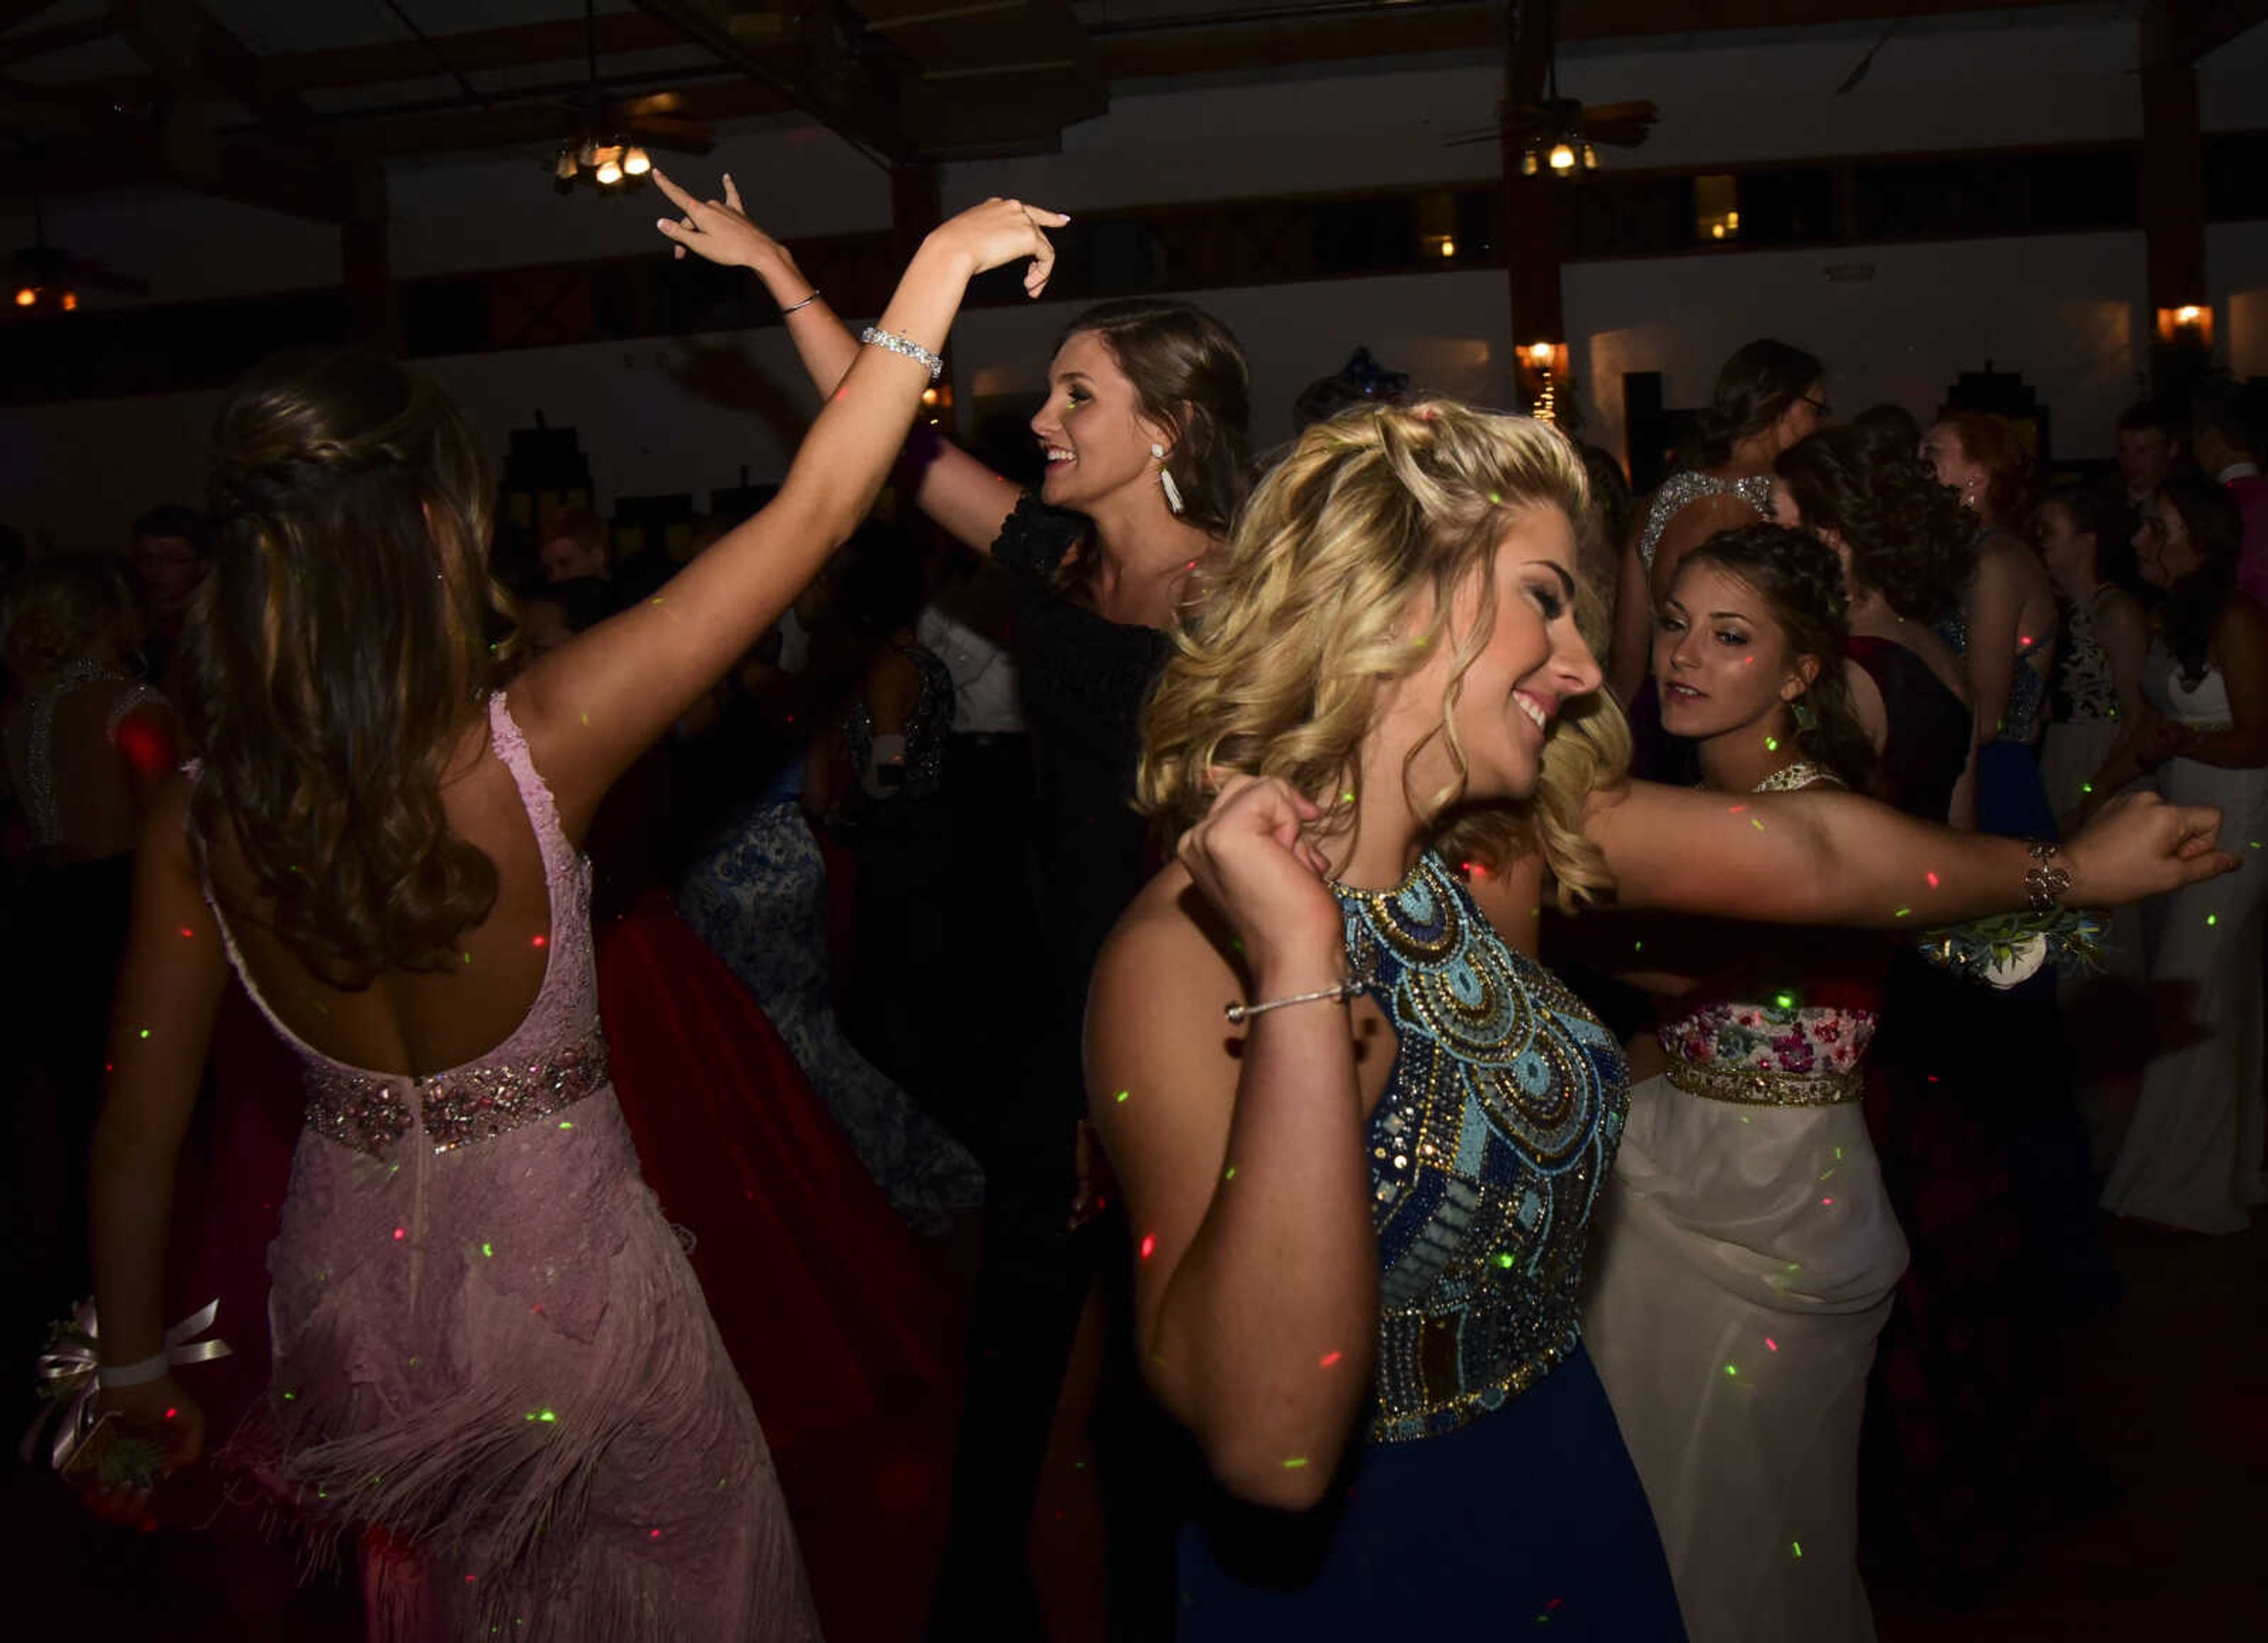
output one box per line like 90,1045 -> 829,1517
1583,1072 -> 1907,1643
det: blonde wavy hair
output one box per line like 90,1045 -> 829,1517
1138,397 -> 1630,907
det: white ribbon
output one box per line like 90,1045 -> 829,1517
20,1298 -> 233,1472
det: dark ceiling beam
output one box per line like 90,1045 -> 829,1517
110,0 -> 312,132
2165,0 -> 2267,61
330,75 -> 786,164
0,8 -> 119,67
629,0 -> 905,163
263,11 -> 686,93
0,0 -> 71,34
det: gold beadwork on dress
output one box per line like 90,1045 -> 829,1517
305,1023 -> 609,1158
1334,852 -> 1627,1444
1664,1051 -> 1862,1107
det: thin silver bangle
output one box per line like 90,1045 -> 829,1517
1224,977 -> 1363,1025
778,290 -> 820,316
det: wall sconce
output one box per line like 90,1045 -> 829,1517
1696,174 -> 1740,243
2154,304 -> 2214,348
1520,341 -> 1568,424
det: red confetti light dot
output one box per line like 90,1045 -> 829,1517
465,1574 -> 477,1584
392,1227 -> 407,1241
649,1528 -> 663,1540
1139,1233 -> 1157,1260
1820,1196 -> 1835,1207
179,927 -> 195,939
164,1407 -> 177,1419
1764,1338 -> 1778,1352
1925,872 -> 1940,888
532,934 -> 547,948
1319,1350 -> 1343,1368
1727,804 -> 1749,814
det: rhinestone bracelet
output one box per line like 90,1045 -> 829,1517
2025,838 -> 2072,912
859,325 -> 944,381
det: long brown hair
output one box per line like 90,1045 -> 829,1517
1677,523 -> 1881,796
182,350 -> 512,988
1061,298 -> 1252,538
1777,424 -> 1976,624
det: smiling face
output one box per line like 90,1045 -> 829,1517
1653,560 -> 1812,744
1921,421 -> 1988,511
1374,506 -> 1602,808
1028,329 -> 1170,513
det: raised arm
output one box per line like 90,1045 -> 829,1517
513,195 -> 1065,836
1606,532 -> 1657,706
1086,778 -> 1377,1508
83,778 -> 231,1517
1583,776 -> 2236,927
653,170 -> 1032,556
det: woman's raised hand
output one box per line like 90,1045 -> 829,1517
2063,789 -> 2240,906
654,174 -> 1068,301
652,169 -> 788,273
1177,774 -> 1345,986
920,196 -> 1071,299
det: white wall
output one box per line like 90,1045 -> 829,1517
1566,232 -> 2149,467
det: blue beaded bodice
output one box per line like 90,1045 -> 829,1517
1335,852 -> 1629,1443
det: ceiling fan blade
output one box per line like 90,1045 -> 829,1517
618,113 -> 713,153
615,90 -> 687,119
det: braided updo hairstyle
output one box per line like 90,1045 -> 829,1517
182,350 -> 511,988
1677,522 -> 1881,795
1775,423 -> 1976,625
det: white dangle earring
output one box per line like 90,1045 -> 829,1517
1150,442 -> 1185,517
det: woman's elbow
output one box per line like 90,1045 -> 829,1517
1203,1429 -> 1345,1512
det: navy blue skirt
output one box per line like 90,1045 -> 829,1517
1177,1345 -> 1686,1639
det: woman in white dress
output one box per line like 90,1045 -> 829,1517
2097,476 -> 2268,1233
1583,523 -> 1907,1643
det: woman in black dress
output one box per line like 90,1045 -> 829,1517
651,170 -> 1253,1635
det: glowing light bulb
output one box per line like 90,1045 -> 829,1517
1548,142 -> 1577,172
61,291 -> 77,311
623,146 -> 651,177
555,148 -> 578,182
1439,236 -> 1456,258
1521,149 -> 1540,177
1527,341 -> 1555,367
12,287 -> 33,307
595,159 -> 623,186
2175,304 -> 2203,325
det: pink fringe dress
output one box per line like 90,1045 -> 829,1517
199,695 -> 820,1641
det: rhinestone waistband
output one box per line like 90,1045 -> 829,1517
304,1024 -> 610,1158
1665,1051 -> 1862,1108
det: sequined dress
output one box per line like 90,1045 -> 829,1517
1636,470 -> 1775,579
1177,852 -> 1684,1638
1583,764 -> 1906,1643
210,695 -> 819,1641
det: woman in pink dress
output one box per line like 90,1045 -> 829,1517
77,191 -> 1065,1640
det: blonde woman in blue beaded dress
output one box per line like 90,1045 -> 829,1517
1085,399 -> 2236,1637
77,195 -> 1067,1640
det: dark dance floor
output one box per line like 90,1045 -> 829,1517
5,1207 -> 2262,1641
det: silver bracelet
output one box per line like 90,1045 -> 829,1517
1224,977 -> 1363,1025
2025,839 -> 2073,912
779,289 -> 821,316
859,325 -> 944,382
96,1351 -> 172,1389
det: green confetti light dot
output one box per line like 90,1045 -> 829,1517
1723,1363 -> 1739,1377
1115,1089 -> 1129,1103
1280,1456 -> 1308,1469
2207,914 -> 2218,927
1790,1541 -> 1804,1559
2080,782 -> 2094,795
1765,736 -> 1780,753
1893,907 -> 1911,919
1494,1251 -> 1515,1269
1223,1166 -> 1237,1181
558,1120 -> 575,1130
1772,992 -> 1795,1010
138,1028 -> 151,1039
481,1242 -> 494,1258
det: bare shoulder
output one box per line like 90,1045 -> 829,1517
1091,862 -> 1242,1021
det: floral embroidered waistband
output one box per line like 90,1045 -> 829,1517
304,1024 -> 610,1158
1665,1051 -> 1862,1107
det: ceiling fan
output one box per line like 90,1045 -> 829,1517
1445,0 -> 1657,173
10,194 -> 146,315
550,2 -> 716,191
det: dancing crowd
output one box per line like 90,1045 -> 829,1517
2,173 -> 2263,1642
